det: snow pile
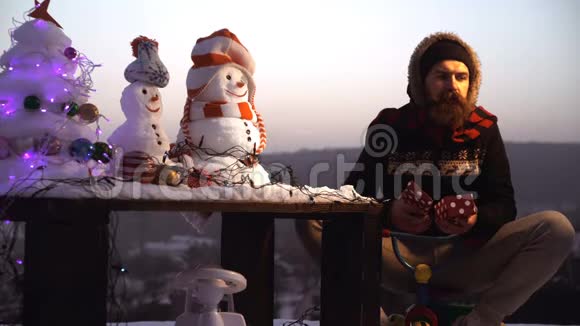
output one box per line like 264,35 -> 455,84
0,177 -> 373,205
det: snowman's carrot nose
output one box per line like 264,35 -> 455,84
150,95 -> 159,102
236,81 -> 245,88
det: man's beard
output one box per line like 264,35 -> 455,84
427,91 -> 472,130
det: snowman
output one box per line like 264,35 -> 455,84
175,29 -> 269,187
108,36 -> 180,185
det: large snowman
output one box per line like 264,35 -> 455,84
109,36 -> 179,185
175,29 -> 269,187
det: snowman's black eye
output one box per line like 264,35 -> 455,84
226,75 -> 231,80
142,89 -> 147,95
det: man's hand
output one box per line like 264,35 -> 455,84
435,213 -> 477,235
389,198 -> 432,234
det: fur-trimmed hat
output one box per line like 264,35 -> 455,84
185,29 -> 256,104
124,36 -> 170,88
407,32 -> 481,108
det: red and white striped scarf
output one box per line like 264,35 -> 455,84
180,100 -> 267,154
188,101 -> 257,122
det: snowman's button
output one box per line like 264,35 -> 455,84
247,137 -> 252,142
157,141 -> 162,145
244,122 -> 248,126
152,124 -> 157,129
155,133 -> 160,137
246,130 -> 251,135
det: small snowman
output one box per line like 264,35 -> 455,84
175,29 -> 269,187
108,36 -> 180,186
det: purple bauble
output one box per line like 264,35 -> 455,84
64,47 -> 78,60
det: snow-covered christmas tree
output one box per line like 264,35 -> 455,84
0,0 -> 110,182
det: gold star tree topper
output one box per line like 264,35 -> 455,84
28,0 -> 63,29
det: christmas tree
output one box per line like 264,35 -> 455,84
0,0 -> 111,182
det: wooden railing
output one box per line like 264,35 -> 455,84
1,196 -> 384,326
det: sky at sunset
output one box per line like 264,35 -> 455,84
1,0 -> 578,152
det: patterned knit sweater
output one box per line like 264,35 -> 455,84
345,103 -> 517,241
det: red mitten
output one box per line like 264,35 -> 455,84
435,194 -> 477,225
401,180 -> 433,214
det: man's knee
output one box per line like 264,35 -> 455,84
294,219 -> 323,262
536,210 -> 575,251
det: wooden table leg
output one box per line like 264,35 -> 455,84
362,212 -> 382,325
320,212 -> 381,326
221,212 -> 274,326
23,203 -> 109,326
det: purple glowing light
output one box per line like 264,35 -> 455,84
50,98 -> 55,103
40,108 -> 47,112
22,152 -> 32,160
64,88 -> 68,92
4,220 -> 11,225
16,259 -> 23,265
35,63 -> 40,67
29,164 -> 35,169
8,175 -> 15,180
62,73 -> 68,77
8,67 -> 13,71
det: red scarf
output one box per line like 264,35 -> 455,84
180,99 -> 267,154
186,101 -> 257,122
401,105 -> 496,145
452,107 -> 496,142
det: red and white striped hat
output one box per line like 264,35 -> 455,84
186,29 -> 256,103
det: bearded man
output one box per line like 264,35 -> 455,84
296,32 -> 575,326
